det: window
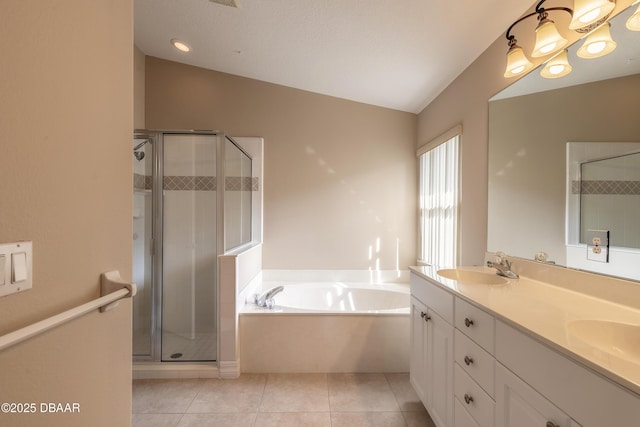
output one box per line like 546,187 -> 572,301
418,128 -> 460,267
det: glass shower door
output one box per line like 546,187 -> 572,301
132,135 -> 153,358
162,134 -> 217,362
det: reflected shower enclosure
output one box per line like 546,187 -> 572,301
132,131 -> 254,363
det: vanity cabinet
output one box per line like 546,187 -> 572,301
410,270 -> 640,427
495,320 -> 640,427
495,362 -> 580,427
410,274 -> 454,427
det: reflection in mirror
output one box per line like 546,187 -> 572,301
578,150 -> 640,248
566,142 -> 640,251
488,5 -> 640,280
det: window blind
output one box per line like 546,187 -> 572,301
419,134 -> 460,267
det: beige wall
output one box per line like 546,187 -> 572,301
0,1 -> 133,426
145,57 -> 417,270
417,0 -> 635,266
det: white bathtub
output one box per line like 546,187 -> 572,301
239,281 -> 410,373
245,282 -> 409,313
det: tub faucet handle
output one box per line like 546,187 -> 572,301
255,285 -> 284,308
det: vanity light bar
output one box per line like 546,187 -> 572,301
503,0 -> 628,79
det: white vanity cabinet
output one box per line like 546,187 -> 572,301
495,362 -> 580,427
495,320 -> 640,427
409,269 -> 640,427
410,274 -> 454,427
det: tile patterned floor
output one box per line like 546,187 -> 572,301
132,373 -> 436,427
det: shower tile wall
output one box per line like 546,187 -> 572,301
162,134 -> 217,361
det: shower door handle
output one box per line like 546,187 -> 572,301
149,238 -> 155,257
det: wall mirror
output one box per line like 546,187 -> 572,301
488,4 -> 640,280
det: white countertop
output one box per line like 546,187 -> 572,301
409,265 -> 640,396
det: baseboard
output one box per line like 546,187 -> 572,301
132,363 -> 219,379
218,360 -> 240,379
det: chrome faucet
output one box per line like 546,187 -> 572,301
486,252 -> 519,279
254,286 -> 284,309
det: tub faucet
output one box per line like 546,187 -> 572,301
486,252 -> 519,279
254,286 -> 284,309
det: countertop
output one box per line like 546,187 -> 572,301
409,265 -> 640,396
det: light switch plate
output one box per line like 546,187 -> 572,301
586,230 -> 609,263
0,241 -> 32,297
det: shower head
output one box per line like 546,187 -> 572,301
133,139 -> 150,151
133,137 -> 151,161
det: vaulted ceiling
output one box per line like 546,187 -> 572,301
134,0 -> 536,113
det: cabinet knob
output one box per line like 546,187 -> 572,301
464,393 -> 474,404
546,422 -> 559,427
424,314 -> 431,322
464,356 -> 474,366
420,311 -> 426,318
464,318 -> 474,327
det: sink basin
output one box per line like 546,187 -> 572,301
567,320 -> 640,364
436,268 -> 508,285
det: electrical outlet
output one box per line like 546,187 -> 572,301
586,229 -> 609,263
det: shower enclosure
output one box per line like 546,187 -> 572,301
132,130 -> 254,362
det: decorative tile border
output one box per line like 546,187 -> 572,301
572,180 -> 640,195
164,176 -> 217,191
225,177 -> 258,191
133,173 -> 152,190
135,174 -> 258,191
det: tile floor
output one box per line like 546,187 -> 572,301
132,373 -> 436,427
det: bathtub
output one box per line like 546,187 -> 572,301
239,281 -> 410,373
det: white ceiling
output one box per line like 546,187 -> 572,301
134,0 -> 536,113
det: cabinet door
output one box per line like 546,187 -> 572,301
427,309 -> 454,427
410,297 -> 429,404
495,363 -> 581,427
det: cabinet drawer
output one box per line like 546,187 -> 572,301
455,297 -> 494,353
454,329 -> 495,397
454,364 -> 495,427
411,273 -> 454,323
495,362 -> 581,427
454,398 -> 481,427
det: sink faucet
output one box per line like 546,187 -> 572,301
254,286 -> 284,309
486,253 -> 519,279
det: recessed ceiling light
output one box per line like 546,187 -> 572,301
171,39 -> 191,53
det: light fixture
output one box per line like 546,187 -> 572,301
532,11 -> 570,57
504,1 -> 572,77
170,39 -> 191,53
569,0 -> 616,31
504,39 -> 535,77
540,50 -> 573,78
577,22 -> 617,58
626,2 -> 640,31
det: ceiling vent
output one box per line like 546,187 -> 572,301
209,0 -> 238,7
